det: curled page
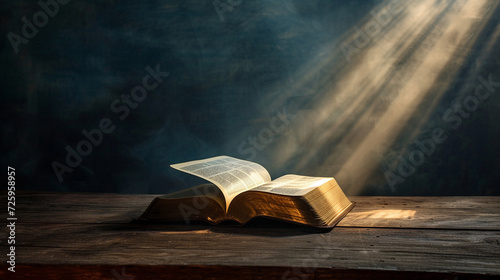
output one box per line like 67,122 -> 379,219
171,156 -> 271,211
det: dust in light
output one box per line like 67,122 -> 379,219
262,0 -> 498,194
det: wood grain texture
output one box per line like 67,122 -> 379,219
2,265 -> 500,280
1,192 -> 499,279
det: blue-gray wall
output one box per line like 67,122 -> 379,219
1,0 -> 499,195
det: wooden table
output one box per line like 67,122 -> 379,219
1,192 -> 499,279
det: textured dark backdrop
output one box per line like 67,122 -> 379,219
1,0 -> 499,195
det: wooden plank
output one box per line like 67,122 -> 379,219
4,192 -> 500,230
2,264 -> 500,280
1,223 -> 499,274
338,196 -> 500,230
2,192 -> 499,278
1,265 -> 499,280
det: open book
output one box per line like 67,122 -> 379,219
138,156 -> 354,228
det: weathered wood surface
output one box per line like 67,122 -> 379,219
1,192 -> 499,279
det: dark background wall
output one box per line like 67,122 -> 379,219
1,0 -> 499,196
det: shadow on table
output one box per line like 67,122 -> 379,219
107,216 -> 334,237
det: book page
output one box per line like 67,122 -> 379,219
251,174 -> 332,196
171,156 -> 272,211
160,184 -> 226,212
